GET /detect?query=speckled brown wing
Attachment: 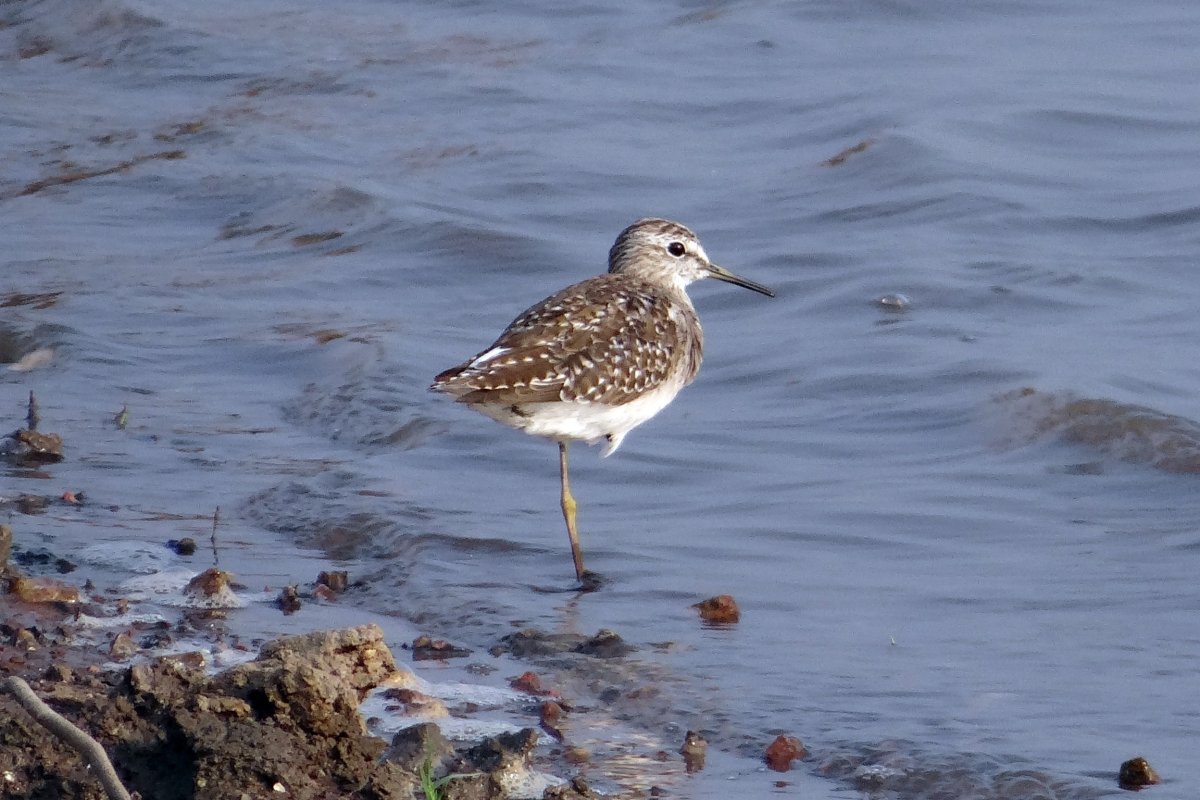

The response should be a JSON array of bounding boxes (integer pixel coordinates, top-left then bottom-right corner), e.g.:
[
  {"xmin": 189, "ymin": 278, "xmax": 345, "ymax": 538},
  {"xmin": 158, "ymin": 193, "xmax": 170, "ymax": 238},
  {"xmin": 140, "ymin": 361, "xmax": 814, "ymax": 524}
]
[{"xmin": 431, "ymin": 274, "xmax": 702, "ymax": 407}]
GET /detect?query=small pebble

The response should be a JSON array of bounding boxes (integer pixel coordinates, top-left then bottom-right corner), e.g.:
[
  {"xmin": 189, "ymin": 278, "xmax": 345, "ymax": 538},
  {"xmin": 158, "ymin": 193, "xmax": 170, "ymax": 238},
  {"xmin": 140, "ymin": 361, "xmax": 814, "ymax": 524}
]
[
  {"xmin": 692, "ymin": 594, "xmax": 740, "ymax": 624},
  {"xmin": 1118, "ymin": 756, "xmax": 1160, "ymax": 790},
  {"xmin": 411, "ymin": 634, "xmax": 471, "ymax": 661},
  {"xmin": 276, "ymin": 585, "xmax": 301, "ymax": 615},
  {"xmin": 170, "ymin": 537, "xmax": 197, "ymax": 556},
  {"xmin": 680, "ymin": 730, "xmax": 707, "ymax": 773},
  {"xmin": 316, "ymin": 570, "xmax": 348, "ymax": 592},
  {"xmin": 875, "ymin": 292, "xmax": 911, "ymax": 311},
  {"xmin": 764, "ymin": 734, "xmax": 807, "ymax": 772}
]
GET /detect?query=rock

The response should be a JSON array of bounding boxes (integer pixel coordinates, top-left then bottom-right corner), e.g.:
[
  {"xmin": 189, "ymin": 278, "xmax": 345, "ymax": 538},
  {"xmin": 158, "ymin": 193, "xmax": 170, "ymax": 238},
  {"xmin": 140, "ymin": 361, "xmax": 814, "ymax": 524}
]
[
  {"xmin": 1, "ymin": 625, "xmax": 418, "ymax": 800},
  {"xmin": 387, "ymin": 721, "xmax": 454, "ymax": 772},
  {"xmin": 184, "ymin": 568, "xmax": 240, "ymax": 607},
  {"xmin": 5, "ymin": 429, "xmax": 64, "ymax": 463},
  {"xmin": 543, "ymin": 776, "xmax": 601, "ymax": 799},
  {"xmin": 491, "ymin": 627, "xmax": 634, "ymax": 659},
  {"xmin": 316, "ymin": 570, "xmax": 348, "ymax": 592},
  {"xmin": 0, "ymin": 523, "xmax": 11, "ymax": 572},
  {"xmin": 510, "ymin": 670, "xmax": 559, "ymax": 697},
  {"xmin": 539, "ymin": 700, "xmax": 564, "ymax": 740},
  {"xmin": 451, "ymin": 728, "xmax": 540, "ymax": 800},
  {"xmin": 573, "ymin": 629, "xmax": 632, "ymax": 658},
  {"xmin": 1119, "ymin": 756, "xmax": 1160, "ymax": 790},
  {"xmin": 169, "ymin": 537, "xmax": 197, "ymax": 555},
  {"xmin": 276, "ymin": 584, "xmax": 301, "ymax": 614},
  {"xmin": 108, "ymin": 631, "xmax": 137, "ymax": 660},
  {"xmin": 412, "ymin": 634, "xmax": 471, "ymax": 661},
  {"xmin": 875, "ymin": 293, "xmax": 911, "ymax": 311},
  {"xmin": 380, "ymin": 687, "xmax": 448, "ymax": 718},
  {"xmin": 492, "ymin": 628, "xmax": 577, "ymax": 658},
  {"xmin": 14, "ymin": 627, "xmax": 40, "ymax": 650},
  {"xmin": 43, "ymin": 663, "xmax": 72, "ymax": 683},
  {"xmin": 461, "ymin": 728, "xmax": 539, "ymax": 773},
  {"xmin": 16, "ymin": 494, "xmax": 48, "ymax": 514},
  {"xmin": 765, "ymin": 734, "xmax": 807, "ymax": 772},
  {"xmin": 215, "ymin": 625, "xmax": 399, "ymax": 733},
  {"xmin": 440, "ymin": 772, "xmax": 489, "ymax": 800},
  {"xmin": 691, "ymin": 594, "xmax": 740, "ymax": 624},
  {"xmin": 7, "ymin": 574, "xmax": 79, "ymax": 605},
  {"xmin": 680, "ymin": 730, "xmax": 707, "ymax": 773}
]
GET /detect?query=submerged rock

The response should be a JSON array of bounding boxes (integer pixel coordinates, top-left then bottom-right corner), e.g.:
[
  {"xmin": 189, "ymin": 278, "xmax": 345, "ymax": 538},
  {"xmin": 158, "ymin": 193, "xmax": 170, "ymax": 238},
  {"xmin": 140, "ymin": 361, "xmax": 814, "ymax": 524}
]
[
  {"xmin": 183, "ymin": 567, "xmax": 241, "ymax": 608},
  {"xmin": 276, "ymin": 583, "xmax": 302, "ymax": 614},
  {"xmin": 680, "ymin": 730, "xmax": 707, "ymax": 773},
  {"xmin": 492, "ymin": 627, "xmax": 633, "ymax": 660},
  {"xmin": 764, "ymin": 734, "xmax": 806, "ymax": 772},
  {"xmin": 1118, "ymin": 756, "xmax": 1160, "ymax": 790},
  {"xmin": 3, "ymin": 428, "xmax": 65, "ymax": 464},
  {"xmin": 691, "ymin": 594, "xmax": 740, "ymax": 624},
  {"xmin": 317, "ymin": 569, "xmax": 349, "ymax": 593},
  {"xmin": 412, "ymin": 633, "xmax": 472, "ymax": 661},
  {"xmin": 543, "ymin": 776, "xmax": 602, "ymax": 799},
  {"xmin": 387, "ymin": 721, "xmax": 454, "ymax": 772},
  {"xmin": 573, "ymin": 629, "xmax": 633, "ymax": 659}
]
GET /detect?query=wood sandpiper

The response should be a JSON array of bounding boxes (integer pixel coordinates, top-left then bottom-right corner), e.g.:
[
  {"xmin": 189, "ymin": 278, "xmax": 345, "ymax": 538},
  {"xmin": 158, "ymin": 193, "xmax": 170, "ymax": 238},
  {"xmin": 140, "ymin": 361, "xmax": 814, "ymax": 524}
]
[{"xmin": 431, "ymin": 218, "xmax": 774, "ymax": 587}]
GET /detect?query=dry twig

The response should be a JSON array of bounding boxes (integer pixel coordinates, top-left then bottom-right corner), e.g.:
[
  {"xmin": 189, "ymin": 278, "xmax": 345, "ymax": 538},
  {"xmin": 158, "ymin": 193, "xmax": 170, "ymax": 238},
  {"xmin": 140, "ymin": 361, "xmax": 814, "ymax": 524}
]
[{"xmin": 3, "ymin": 676, "xmax": 132, "ymax": 800}]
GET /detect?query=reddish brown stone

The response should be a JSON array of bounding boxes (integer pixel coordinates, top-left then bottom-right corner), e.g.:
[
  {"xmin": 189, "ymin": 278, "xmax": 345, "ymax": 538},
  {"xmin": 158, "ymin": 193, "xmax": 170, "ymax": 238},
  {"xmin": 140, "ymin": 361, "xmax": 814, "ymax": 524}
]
[
  {"xmin": 691, "ymin": 594, "xmax": 740, "ymax": 624},
  {"xmin": 764, "ymin": 734, "xmax": 806, "ymax": 772},
  {"xmin": 185, "ymin": 568, "xmax": 230, "ymax": 598},
  {"xmin": 316, "ymin": 570, "xmax": 348, "ymax": 592},
  {"xmin": 510, "ymin": 670, "xmax": 560, "ymax": 697},
  {"xmin": 539, "ymin": 700, "xmax": 564, "ymax": 740}
]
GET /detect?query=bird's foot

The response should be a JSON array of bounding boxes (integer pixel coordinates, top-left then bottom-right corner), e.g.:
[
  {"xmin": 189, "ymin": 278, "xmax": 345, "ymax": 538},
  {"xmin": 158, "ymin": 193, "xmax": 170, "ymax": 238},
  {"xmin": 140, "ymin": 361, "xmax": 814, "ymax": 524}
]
[
  {"xmin": 530, "ymin": 569, "xmax": 604, "ymax": 594},
  {"xmin": 576, "ymin": 570, "xmax": 603, "ymax": 592}
]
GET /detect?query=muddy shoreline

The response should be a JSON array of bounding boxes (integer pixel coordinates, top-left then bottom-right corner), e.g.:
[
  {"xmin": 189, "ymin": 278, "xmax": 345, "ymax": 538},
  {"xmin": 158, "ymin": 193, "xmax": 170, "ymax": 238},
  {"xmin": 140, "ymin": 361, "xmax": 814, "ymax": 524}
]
[
  {"xmin": 0, "ymin": 393, "xmax": 714, "ymax": 799},
  {"xmin": 0, "ymin": 536, "xmax": 615, "ymax": 800}
]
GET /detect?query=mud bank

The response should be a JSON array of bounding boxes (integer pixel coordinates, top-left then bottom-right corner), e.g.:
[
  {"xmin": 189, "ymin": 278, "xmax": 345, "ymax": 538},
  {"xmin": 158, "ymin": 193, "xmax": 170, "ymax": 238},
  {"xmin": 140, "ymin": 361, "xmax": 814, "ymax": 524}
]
[{"xmin": 0, "ymin": 623, "xmax": 604, "ymax": 800}]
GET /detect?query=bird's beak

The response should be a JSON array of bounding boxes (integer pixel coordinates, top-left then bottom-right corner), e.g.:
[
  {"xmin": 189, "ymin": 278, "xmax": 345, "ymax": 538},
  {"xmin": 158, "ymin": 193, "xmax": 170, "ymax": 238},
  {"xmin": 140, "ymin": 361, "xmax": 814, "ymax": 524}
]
[{"xmin": 706, "ymin": 263, "xmax": 776, "ymax": 298}]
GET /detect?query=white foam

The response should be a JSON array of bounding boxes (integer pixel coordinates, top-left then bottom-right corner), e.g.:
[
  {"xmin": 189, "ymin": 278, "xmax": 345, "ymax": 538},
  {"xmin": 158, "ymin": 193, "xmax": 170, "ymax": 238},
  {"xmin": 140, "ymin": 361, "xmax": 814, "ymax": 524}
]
[
  {"xmin": 77, "ymin": 541, "xmax": 175, "ymax": 574},
  {"xmin": 120, "ymin": 568, "xmax": 245, "ymax": 608}
]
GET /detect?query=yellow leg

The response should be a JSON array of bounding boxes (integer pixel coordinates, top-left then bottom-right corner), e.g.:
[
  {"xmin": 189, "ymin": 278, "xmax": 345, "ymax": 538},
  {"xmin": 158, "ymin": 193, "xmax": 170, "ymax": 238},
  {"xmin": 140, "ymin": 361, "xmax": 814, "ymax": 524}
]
[{"xmin": 559, "ymin": 441, "xmax": 586, "ymax": 581}]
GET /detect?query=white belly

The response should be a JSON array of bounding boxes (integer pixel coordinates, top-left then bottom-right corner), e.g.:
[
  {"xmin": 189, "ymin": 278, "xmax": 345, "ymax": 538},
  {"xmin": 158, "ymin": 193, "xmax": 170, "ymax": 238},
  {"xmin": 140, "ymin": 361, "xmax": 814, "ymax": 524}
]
[{"xmin": 466, "ymin": 380, "xmax": 685, "ymax": 456}]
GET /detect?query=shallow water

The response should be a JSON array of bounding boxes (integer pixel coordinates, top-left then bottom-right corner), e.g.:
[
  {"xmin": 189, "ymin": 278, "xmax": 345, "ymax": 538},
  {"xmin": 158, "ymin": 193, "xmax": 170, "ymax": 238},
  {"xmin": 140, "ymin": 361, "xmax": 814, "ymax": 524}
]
[{"xmin": 4, "ymin": 0, "xmax": 1200, "ymax": 796}]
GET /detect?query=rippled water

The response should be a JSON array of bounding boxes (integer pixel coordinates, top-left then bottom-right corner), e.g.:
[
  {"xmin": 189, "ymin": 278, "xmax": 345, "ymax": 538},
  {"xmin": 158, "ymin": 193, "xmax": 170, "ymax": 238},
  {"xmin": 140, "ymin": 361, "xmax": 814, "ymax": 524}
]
[{"xmin": 4, "ymin": 0, "xmax": 1200, "ymax": 796}]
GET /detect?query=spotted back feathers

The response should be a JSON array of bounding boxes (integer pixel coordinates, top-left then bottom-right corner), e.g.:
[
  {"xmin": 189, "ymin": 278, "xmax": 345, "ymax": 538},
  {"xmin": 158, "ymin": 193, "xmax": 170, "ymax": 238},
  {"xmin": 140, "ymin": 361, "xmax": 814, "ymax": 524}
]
[{"xmin": 431, "ymin": 272, "xmax": 703, "ymax": 407}]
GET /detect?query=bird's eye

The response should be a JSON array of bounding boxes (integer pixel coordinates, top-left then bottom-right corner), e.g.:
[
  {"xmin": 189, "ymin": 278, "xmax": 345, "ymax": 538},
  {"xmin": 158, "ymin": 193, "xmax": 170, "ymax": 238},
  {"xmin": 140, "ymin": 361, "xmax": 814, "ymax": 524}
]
[{"xmin": 667, "ymin": 241, "xmax": 686, "ymax": 257}]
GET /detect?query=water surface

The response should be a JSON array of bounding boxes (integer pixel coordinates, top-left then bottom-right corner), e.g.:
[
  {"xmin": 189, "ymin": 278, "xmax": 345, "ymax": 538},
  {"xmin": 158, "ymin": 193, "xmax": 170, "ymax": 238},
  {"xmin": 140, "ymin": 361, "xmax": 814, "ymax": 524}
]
[{"xmin": 4, "ymin": 0, "xmax": 1200, "ymax": 796}]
